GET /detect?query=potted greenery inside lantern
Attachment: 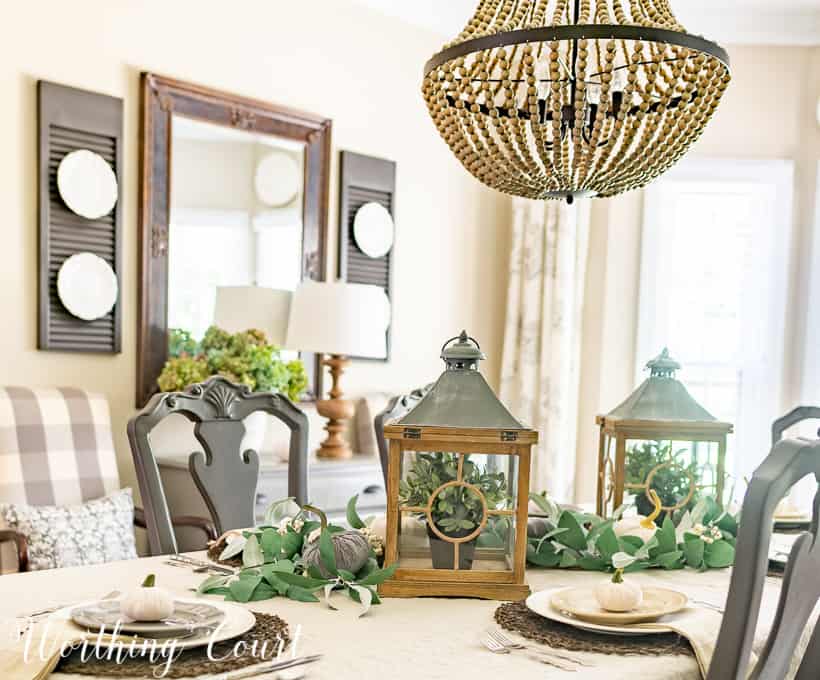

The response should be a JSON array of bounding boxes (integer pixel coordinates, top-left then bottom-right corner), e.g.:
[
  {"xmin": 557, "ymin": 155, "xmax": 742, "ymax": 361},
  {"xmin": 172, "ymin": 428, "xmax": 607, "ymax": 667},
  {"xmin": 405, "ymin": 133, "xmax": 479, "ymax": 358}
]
[
  {"xmin": 596, "ymin": 348, "xmax": 733, "ymax": 519},
  {"xmin": 381, "ymin": 332, "xmax": 536, "ymax": 600}
]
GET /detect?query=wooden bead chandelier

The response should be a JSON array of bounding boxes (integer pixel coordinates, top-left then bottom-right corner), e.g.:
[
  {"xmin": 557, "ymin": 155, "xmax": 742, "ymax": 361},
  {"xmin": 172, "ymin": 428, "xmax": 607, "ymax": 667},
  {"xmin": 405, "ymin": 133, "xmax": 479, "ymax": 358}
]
[{"xmin": 422, "ymin": 0, "xmax": 731, "ymax": 202}]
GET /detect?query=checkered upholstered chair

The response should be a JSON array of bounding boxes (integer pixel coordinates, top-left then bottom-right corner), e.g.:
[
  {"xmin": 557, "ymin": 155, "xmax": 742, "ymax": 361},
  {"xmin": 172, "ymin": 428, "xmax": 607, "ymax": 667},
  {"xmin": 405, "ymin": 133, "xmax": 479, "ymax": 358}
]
[{"xmin": 0, "ymin": 387, "xmax": 216, "ymax": 572}]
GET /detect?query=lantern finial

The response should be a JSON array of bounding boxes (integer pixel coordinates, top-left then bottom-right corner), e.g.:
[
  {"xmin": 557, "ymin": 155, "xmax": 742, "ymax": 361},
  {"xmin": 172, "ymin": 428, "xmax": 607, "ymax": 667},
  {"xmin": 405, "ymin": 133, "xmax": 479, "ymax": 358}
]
[{"xmin": 646, "ymin": 347, "xmax": 682, "ymax": 378}]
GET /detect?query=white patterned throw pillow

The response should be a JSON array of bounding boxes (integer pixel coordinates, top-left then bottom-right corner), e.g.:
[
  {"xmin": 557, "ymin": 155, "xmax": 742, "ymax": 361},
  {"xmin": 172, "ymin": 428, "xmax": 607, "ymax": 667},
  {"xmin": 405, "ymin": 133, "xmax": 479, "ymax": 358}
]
[{"xmin": 0, "ymin": 488, "xmax": 138, "ymax": 571}]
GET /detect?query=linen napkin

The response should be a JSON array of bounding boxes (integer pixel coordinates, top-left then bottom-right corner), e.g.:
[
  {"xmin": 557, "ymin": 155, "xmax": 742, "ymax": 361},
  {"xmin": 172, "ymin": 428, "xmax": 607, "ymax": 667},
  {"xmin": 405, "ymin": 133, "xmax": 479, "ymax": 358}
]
[
  {"xmin": 0, "ymin": 617, "xmax": 86, "ymax": 680},
  {"xmin": 636, "ymin": 607, "xmax": 758, "ymax": 679}
]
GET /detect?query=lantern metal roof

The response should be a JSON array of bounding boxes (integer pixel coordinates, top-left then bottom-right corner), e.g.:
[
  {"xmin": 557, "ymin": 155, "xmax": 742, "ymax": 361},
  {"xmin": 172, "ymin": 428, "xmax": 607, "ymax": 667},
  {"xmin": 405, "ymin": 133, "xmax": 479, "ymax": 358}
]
[
  {"xmin": 604, "ymin": 348, "xmax": 719, "ymax": 422},
  {"xmin": 397, "ymin": 331, "xmax": 526, "ymax": 430}
]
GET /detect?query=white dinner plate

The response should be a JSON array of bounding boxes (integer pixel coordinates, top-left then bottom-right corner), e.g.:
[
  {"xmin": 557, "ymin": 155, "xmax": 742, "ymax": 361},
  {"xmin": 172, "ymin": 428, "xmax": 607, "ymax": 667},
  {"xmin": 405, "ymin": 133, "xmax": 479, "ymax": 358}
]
[
  {"xmin": 353, "ymin": 202, "xmax": 394, "ymax": 258},
  {"xmin": 57, "ymin": 149, "xmax": 118, "ymax": 219},
  {"xmin": 56, "ymin": 597, "xmax": 255, "ymax": 651},
  {"xmin": 526, "ymin": 587, "xmax": 682, "ymax": 636},
  {"xmin": 57, "ymin": 252, "xmax": 118, "ymax": 321},
  {"xmin": 255, "ymin": 151, "xmax": 301, "ymax": 207}
]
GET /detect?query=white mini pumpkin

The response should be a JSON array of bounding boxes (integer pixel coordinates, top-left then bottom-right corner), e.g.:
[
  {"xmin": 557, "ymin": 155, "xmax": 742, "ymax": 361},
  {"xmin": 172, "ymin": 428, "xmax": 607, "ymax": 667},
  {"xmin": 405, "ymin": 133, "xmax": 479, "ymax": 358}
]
[
  {"xmin": 595, "ymin": 569, "xmax": 643, "ymax": 612},
  {"xmin": 120, "ymin": 574, "xmax": 175, "ymax": 622},
  {"xmin": 595, "ymin": 569, "xmax": 643, "ymax": 613}
]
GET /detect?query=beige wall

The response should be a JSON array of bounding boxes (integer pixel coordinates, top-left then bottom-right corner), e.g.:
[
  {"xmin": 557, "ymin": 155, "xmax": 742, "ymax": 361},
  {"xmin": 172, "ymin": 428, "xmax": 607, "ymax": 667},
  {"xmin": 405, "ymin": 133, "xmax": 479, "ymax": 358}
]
[
  {"xmin": 575, "ymin": 45, "xmax": 820, "ymax": 502},
  {"xmin": 0, "ymin": 0, "xmax": 511, "ymax": 490}
]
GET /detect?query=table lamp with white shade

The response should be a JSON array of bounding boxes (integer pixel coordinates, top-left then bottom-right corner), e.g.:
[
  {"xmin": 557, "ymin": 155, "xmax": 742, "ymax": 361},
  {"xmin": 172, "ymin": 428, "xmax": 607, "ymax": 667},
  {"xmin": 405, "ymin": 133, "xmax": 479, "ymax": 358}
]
[
  {"xmin": 212, "ymin": 286, "xmax": 293, "ymax": 345},
  {"xmin": 286, "ymin": 280, "xmax": 391, "ymax": 459}
]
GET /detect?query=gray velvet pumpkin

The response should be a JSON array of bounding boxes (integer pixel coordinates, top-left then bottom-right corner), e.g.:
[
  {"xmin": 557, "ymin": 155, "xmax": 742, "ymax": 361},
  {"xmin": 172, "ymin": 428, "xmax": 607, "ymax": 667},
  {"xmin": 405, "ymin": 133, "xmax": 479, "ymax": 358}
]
[{"xmin": 302, "ymin": 505, "xmax": 370, "ymax": 578}]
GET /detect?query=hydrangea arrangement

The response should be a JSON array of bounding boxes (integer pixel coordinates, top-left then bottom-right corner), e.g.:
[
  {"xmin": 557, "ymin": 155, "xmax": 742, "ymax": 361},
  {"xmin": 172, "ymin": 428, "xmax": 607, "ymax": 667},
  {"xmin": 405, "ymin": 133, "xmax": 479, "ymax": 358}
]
[{"xmin": 158, "ymin": 326, "xmax": 307, "ymax": 402}]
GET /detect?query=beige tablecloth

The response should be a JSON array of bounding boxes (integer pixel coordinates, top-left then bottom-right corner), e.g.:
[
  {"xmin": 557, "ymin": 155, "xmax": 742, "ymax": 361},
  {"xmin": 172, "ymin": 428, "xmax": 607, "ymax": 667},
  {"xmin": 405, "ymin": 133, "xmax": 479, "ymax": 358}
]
[{"xmin": 0, "ymin": 554, "xmax": 814, "ymax": 680}]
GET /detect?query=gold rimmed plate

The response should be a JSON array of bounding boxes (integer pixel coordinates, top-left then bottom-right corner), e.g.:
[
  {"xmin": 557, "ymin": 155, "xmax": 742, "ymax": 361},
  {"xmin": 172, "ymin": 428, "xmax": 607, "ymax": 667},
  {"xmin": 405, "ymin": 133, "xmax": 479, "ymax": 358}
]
[{"xmin": 550, "ymin": 586, "xmax": 688, "ymax": 626}]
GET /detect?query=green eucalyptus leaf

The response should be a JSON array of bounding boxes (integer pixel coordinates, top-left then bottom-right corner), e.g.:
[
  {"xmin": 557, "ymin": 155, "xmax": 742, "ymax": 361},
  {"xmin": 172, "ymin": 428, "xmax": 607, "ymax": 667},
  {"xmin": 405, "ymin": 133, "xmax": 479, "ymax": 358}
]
[
  {"xmin": 229, "ymin": 575, "xmax": 262, "ymax": 603},
  {"xmin": 319, "ymin": 528, "xmax": 338, "ymax": 576},
  {"xmin": 242, "ymin": 535, "xmax": 264, "ymax": 568},
  {"xmin": 595, "ymin": 526, "xmax": 620, "ymax": 561},
  {"xmin": 556, "ymin": 511, "xmax": 587, "ymax": 551},
  {"xmin": 652, "ymin": 517, "xmax": 677, "ymax": 556},
  {"xmin": 197, "ymin": 574, "xmax": 230, "ymax": 594},
  {"xmin": 287, "ymin": 585, "xmax": 320, "ymax": 603},
  {"xmin": 577, "ymin": 556, "xmax": 608, "ymax": 571},
  {"xmin": 280, "ymin": 531, "xmax": 302, "ymax": 559},
  {"xmin": 684, "ymin": 538, "xmax": 705, "ymax": 568},
  {"xmin": 559, "ymin": 551, "xmax": 578, "ymax": 568},
  {"xmin": 248, "ymin": 583, "xmax": 277, "ymax": 601},
  {"xmin": 347, "ymin": 495, "xmax": 366, "ymax": 529},
  {"xmin": 716, "ymin": 512, "xmax": 738, "ymax": 535},
  {"xmin": 273, "ymin": 571, "xmax": 329, "ymax": 590},
  {"xmin": 526, "ymin": 542, "xmax": 561, "ymax": 567},
  {"xmin": 355, "ymin": 563, "xmax": 397, "ymax": 586},
  {"xmin": 656, "ymin": 550, "xmax": 684, "ymax": 570},
  {"xmin": 704, "ymin": 540, "xmax": 735, "ymax": 568},
  {"xmin": 260, "ymin": 529, "xmax": 282, "ymax": 561}
]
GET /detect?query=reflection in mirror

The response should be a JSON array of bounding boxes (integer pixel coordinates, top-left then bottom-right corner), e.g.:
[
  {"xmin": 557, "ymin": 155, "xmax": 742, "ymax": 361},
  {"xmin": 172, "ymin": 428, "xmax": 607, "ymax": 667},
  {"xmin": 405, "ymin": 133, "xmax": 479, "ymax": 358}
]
[{"xmin": 168, "ymin": 115, "xmax": 305, "ymax": 347}]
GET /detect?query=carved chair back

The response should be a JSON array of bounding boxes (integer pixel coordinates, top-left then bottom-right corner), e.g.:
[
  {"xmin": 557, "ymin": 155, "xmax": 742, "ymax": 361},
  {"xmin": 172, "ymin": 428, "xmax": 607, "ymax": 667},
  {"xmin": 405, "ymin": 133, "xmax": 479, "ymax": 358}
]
[
  {"xmin": 373, "ymin": 385, "xmax": 432, "ymax": 486},
  {"xmin": 128, "ymin": 377, "xmax": 309, "ymax": 555},
  {"xmin": 772, "ymin": 406, "xmax": 820, "ymax": 444},
  {"xmin": 708, "ymin": 437, "xmax": 820, "ymax": 679}
]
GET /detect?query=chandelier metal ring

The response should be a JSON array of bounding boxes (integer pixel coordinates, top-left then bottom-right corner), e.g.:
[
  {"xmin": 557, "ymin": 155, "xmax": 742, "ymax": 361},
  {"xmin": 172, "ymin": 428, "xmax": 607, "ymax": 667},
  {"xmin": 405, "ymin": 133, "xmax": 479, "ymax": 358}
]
[{"xmin": 425, "ymin": 26, "xmax": 730, "ymax": 76}]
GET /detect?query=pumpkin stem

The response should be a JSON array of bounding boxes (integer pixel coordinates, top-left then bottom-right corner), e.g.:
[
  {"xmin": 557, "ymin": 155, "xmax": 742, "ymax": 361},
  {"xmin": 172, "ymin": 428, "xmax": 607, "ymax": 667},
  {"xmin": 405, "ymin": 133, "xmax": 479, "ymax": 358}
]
[
  {"xmin": 302, "ymin": 504, "xmax": 328, "ymax": 530},
  {"xmin": 142, "ymin": 574, "xmax": 156, "ymax": 588},
  {"xmin": 640, "ymin": 490, "xmax": 663, "ymax": 529},
  {"xmin": 611, "ymin": 568, "xmax": 624, "ymax": 584}
]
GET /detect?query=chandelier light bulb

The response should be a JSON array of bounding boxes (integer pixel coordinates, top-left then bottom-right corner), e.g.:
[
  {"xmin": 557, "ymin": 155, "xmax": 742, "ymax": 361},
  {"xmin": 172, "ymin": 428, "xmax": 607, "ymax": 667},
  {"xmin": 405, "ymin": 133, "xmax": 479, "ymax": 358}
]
[{"xmin": 422, "ymin": 0, "xmax": 731, "ymax": 202}]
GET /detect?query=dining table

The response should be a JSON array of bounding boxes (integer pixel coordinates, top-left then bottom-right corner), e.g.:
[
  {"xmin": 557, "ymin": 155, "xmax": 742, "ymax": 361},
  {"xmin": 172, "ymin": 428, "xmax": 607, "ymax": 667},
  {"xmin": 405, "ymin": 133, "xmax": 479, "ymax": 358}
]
[{"xmin": 0, "ymin": 552, "xmax": 815, "ymax": 679}]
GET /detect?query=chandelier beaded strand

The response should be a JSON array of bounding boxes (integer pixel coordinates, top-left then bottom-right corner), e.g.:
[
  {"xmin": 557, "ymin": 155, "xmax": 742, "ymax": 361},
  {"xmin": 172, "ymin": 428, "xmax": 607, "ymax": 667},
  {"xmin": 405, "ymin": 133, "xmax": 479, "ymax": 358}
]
[{"xmin": 422, "ymin": 0, "xmax": 731, "ymax": 202}]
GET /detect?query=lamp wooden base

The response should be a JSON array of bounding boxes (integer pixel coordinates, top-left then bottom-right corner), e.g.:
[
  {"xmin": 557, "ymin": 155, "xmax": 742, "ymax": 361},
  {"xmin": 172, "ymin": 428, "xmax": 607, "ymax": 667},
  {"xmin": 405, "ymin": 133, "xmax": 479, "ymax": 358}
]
[
  {"xmin": 379, "ymin": 579, "xmax": 531, "ymax": 600},
  {"xmin": 315, "ymin": 354, "xmax": 355, "ymax": 459}
]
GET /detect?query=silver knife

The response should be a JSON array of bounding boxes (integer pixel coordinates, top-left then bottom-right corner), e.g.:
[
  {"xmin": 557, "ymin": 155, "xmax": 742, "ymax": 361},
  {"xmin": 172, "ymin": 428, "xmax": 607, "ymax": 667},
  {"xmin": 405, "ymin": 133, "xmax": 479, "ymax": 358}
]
[{"xmin": 224, "ymin": 654, "xmax": 323, "ymax": 679}]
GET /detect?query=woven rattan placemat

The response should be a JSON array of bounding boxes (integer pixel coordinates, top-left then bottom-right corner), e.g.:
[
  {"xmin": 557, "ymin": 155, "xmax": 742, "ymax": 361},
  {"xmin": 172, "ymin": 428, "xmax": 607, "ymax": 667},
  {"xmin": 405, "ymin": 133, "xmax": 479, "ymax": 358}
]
[
  {"xmin": 58, "ymin": 612, "xmax": 290, "ymax": 678},
  {"xmin": 494, "ymin": 600, "xmax": 694, "ymax": 657}
]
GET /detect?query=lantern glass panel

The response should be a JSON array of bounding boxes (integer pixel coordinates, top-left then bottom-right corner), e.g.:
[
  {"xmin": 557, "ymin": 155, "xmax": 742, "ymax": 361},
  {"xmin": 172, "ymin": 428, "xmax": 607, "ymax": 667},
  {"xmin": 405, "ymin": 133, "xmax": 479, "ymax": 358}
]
[
  {"xmin": 395, "ymin": 448, "xmax": 517, "ymax": 573},
  {"xmin": 623, "ymin": 438, "xmax": 722, "ymax": 517}
]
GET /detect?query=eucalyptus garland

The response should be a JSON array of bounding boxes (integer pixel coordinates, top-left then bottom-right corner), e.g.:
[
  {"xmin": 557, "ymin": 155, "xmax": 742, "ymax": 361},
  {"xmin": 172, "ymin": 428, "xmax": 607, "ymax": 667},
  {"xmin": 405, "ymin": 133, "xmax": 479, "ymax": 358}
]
[
  {"xmin": 199, "ymin": 492, "xmax": 738, "ymax": 612},
  {"xmin": 526, "ymin": 493, "xmax": 738, "ymax": 573}
]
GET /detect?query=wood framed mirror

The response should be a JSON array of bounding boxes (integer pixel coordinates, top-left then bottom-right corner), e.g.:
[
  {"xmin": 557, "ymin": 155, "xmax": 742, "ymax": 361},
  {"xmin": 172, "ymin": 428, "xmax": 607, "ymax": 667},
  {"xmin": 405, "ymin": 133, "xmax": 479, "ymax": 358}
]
[{"xmin": 137, "ymin": 73, "xmax": 331, "ymax": 407}]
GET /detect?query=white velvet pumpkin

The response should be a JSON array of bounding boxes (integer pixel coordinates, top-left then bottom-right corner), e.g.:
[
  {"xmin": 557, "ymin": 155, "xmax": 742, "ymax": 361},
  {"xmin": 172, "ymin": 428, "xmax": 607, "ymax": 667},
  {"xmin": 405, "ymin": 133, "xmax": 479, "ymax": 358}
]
[{"xmin": 120, "ymin": 574, "xmax": 175, "ymax": 621}]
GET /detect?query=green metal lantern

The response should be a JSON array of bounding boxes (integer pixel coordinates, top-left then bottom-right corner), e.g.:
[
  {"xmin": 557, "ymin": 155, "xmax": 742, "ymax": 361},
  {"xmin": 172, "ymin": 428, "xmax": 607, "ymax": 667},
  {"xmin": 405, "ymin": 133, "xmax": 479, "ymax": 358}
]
[
  {"xmin": 596, "ymin": 349, "xmax": 733, "ymax": 518},
  {"xmin": 381, "ymin": 331, "xmax": 536, "ymax": 600}
]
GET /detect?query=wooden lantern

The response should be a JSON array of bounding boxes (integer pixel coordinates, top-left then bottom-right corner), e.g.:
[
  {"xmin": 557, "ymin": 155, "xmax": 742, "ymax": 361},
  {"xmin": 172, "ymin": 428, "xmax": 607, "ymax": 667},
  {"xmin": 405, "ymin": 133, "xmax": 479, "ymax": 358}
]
[
  {"xmin": 596, "ymin": 349, "xmax": 733, "ymax": 517},
  {"xmin": 380, "ymin": 332, "xmax": 536, "ymax": 600}
]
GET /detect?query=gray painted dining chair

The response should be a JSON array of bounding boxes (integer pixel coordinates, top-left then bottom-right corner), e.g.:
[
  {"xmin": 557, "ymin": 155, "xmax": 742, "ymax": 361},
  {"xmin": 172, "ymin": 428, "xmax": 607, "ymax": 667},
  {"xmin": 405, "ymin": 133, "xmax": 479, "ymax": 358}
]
[
  {"xmin": 772, "ymin": 406, "xmax": 820, "ymax": 445},
  {"xmin": 707, "ymin": 435, "xmax": 820, "ymax": 679},
  {"xmin": 373, "ymin": 385, "xmax": 432, "ymax": 486},
  {"xmin": 128, "ymin": 376, "xmax": 309, "ymax": 556}
]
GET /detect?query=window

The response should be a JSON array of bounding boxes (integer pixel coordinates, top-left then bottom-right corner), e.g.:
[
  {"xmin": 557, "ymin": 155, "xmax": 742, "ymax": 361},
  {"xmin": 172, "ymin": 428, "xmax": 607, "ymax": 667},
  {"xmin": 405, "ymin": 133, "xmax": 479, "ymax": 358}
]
[{"xmin": 637, "ymin": 159, "xmax": 794, "ymax": 486}]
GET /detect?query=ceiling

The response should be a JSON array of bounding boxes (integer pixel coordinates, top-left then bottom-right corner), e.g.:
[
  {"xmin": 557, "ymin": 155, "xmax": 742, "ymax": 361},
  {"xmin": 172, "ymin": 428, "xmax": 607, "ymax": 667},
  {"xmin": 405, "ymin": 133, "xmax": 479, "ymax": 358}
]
[{"xmin": 351, "ymin": 0, "xmax": 820, "ymax": 46}]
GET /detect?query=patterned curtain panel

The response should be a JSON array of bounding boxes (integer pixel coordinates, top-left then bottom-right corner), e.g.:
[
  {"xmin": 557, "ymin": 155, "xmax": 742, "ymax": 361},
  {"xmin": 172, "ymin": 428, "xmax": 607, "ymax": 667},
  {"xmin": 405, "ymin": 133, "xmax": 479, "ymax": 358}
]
[{"xmin": 499, "ymin": 198, "xmax": 590, "ymax": 502}]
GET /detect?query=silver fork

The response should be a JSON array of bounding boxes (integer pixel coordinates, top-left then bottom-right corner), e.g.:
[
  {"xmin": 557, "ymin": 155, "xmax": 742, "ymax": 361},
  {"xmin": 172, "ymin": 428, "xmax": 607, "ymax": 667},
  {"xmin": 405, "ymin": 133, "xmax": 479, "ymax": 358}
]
[
  {"xmin": 18, "ymin": 590, "xmax": 121, "ymax": 620},
  {"xmin": 487, "ymin": 629, "xmax": 594, "ymax": 668},
  {"xmin": 482, "ymin": 634, "xmax": 577, "ymax": 672},
  {"xmin": 691, "ymin": 599, "xmax": 725, "ymax": 614}
]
